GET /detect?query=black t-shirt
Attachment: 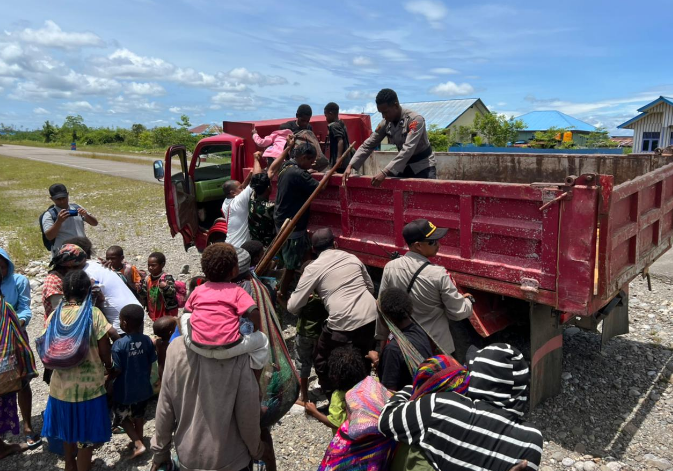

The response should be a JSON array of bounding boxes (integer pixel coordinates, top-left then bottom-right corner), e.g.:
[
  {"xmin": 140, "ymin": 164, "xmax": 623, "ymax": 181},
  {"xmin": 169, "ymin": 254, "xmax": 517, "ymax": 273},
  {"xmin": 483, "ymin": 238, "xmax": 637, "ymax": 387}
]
[
  {"xmin": 328, "ymin": 119, "xmax": 351, "ymax": 171},
  {"xmin": 279, "ymin": 120, "xmax": 313, "ymax": 133},
  {"xmin": 379, "ymin": 323, "xmax": 433, "ymax": 391},
  {"xmin": 274, "ymin": 160, "xmax": 319, "ymax": 231}
]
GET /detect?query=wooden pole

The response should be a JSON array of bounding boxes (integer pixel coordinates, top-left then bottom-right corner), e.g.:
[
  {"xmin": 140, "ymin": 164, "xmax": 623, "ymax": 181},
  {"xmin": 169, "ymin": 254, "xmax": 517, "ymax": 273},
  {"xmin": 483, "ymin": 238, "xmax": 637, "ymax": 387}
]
[{"xmin": 256, "ymin": 142, "xmax": 356, "ymax": 276}]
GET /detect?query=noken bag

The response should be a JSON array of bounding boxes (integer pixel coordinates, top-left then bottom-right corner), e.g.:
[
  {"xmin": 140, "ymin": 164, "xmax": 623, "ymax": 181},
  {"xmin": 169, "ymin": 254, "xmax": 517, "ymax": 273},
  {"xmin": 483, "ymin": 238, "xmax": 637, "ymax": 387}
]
[{"xmin": 36, "ymin": 296, "xmax": 93, "ymax": 370}]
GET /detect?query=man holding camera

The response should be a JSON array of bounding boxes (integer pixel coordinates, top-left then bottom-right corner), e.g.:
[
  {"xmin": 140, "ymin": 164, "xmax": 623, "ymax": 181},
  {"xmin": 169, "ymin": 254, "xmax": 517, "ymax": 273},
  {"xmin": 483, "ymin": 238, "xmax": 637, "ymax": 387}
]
[{"xmin": 41, "ymin": 183, "xmax": 98, "ymax": 255}]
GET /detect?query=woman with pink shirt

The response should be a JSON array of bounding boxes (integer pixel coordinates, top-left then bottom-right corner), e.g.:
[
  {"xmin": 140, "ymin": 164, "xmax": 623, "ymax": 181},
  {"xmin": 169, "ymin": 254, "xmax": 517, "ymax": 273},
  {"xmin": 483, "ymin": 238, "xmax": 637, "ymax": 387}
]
[{"xmin": 252, "ymin": 127, "xmax": 293, "ymax": 162}]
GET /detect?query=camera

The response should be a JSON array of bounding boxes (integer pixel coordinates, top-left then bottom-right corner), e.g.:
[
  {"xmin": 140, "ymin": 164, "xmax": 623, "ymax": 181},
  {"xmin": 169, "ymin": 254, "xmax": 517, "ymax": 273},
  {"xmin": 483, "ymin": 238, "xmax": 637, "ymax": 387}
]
[{"xmin": 68, "ymin": 209, "xmax": 78, "ymax": 216}]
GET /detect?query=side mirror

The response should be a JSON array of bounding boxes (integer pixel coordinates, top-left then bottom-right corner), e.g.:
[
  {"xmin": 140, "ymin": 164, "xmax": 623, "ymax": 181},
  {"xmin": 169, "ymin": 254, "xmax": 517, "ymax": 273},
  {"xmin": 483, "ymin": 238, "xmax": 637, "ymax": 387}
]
[{"xmin": 153, "ymin": 160, "xmax": 165, "ymax": 181}]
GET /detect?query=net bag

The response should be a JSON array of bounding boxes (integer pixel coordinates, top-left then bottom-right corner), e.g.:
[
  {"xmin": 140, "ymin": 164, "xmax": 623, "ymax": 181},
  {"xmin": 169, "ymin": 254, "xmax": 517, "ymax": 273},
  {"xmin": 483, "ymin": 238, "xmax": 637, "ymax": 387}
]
[{"xmin": 250, "ymin": 277, "xmax": 300, "ymax": 428}]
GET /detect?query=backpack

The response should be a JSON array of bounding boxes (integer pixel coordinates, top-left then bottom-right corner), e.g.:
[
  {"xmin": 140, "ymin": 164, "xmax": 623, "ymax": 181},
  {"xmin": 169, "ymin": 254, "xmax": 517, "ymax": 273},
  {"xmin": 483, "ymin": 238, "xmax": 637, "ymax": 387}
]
[
  {"xmin": 39, "ymin": 204, "xmax": 81, "ymax": 251},
  {"xmin": 146, "ymin": 274, "xmax": 186, "ymax": 310}
]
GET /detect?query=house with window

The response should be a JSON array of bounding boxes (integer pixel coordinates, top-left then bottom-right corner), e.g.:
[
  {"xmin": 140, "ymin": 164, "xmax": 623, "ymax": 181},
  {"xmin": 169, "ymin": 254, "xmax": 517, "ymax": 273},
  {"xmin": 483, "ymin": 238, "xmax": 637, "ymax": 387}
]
[{"xmin": 618, "ymin": 96, "xmax": 673, "ymax": 152}]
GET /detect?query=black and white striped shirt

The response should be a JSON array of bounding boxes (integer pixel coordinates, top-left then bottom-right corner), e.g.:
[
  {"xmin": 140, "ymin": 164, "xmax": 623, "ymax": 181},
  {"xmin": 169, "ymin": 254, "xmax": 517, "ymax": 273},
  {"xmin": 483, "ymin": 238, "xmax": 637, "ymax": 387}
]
[{"xmin": 378, "ymin": 386, "xmax": 543, "ymax": 471}]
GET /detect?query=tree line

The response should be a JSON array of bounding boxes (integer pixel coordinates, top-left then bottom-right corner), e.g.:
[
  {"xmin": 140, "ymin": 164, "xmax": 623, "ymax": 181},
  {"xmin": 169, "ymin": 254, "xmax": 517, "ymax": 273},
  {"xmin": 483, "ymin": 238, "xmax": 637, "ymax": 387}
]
[{"xmin": 0, "ymin": 114, "xmax": 201, "ymax": 153}]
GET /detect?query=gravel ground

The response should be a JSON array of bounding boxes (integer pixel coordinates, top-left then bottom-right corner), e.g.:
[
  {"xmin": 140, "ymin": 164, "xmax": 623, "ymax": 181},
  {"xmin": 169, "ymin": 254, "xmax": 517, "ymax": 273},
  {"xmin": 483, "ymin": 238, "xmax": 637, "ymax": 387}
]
[{"xmin": 1, "ymin": 207, "xmax": 673, "ymax": 471}]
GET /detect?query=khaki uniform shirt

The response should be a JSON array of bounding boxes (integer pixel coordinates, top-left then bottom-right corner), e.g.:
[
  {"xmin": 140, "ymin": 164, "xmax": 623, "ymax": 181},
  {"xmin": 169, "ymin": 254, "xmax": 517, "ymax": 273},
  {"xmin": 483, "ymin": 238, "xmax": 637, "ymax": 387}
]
[
  {"xmin": 378, "ymin": 251, "xmax": 472, "ymax": 354},
  {"xmin": 349, "ymin": 108, "xmax": 437, "ymax": 176},
  {"xmin": 287, "ymin": 249, "xmax": 378, "ymax": 332}
]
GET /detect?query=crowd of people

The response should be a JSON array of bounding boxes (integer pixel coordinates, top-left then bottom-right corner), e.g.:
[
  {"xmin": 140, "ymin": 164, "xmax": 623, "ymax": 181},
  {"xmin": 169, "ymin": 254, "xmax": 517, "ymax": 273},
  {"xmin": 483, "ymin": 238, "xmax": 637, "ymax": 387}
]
[{"xmin": 0, "ymin": 88, "xmax": 544, "ymax": 471}]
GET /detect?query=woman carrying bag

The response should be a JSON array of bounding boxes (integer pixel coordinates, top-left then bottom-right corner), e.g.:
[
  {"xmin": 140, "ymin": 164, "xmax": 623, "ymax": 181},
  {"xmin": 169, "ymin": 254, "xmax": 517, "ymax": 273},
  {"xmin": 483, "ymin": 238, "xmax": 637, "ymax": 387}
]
[
  {"xmin": 0, "ymin": 271, "xmax": 38, "ymax": 460},
  {"xmin": 38, "ymin": 269, "xmax": 115, "ymax": 471}
]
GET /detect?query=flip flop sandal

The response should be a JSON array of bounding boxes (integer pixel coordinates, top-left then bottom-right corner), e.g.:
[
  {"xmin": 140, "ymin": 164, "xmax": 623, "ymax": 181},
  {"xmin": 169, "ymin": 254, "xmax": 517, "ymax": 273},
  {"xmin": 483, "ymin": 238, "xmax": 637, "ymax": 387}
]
[
  {"xmin": 112, "ymin": 426, "xmax": 125, "ymax": 434},
  {"xmin": 24, "ymin": 434, "xmax": 43, "ymax": 449}
]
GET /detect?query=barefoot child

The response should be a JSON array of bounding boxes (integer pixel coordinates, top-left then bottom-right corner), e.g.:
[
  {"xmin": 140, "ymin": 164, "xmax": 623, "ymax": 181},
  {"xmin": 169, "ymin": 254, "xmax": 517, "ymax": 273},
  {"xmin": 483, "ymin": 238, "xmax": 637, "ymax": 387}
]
[
  {"xmin": 110, "ymin": 305, "xmax": 157, "ymax": 459},
  {"xmin": 152, "ymin": 316, "xmax": 178, "ymax": 382},
  {"xmin": 139, "ymin": 252, "xmax": 178, "ymax": 321},
  {"xmin": 305, "ymin": 345, "xmax": 368, "ymax": 432}
]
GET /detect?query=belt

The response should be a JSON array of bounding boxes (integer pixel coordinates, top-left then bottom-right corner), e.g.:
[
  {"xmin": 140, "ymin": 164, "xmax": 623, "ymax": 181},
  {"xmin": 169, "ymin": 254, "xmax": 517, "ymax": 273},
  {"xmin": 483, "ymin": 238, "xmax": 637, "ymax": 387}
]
[{"xmin": 406, "ymin": 145, "xmax": 433, "ymax": 164}]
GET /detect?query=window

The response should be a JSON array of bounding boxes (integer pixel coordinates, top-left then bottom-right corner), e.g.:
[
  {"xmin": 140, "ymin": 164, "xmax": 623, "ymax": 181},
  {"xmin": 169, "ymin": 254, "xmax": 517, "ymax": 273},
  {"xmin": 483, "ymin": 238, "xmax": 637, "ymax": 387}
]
[{"xmin": 642, "ymin": 132, "xmax": 660, "ymax": 152}]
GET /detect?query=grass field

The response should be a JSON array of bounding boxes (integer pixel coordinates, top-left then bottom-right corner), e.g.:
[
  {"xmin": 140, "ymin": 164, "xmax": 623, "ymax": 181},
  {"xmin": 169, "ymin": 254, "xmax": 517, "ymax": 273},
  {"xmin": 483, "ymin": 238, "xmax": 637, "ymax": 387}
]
[
  {"xmin": 0, "ymin": 139, "xmax": 165, "ymax": 157},
  {"xmin": 0, "ymin": 154, "xmax": 162, "ymax": 267}
]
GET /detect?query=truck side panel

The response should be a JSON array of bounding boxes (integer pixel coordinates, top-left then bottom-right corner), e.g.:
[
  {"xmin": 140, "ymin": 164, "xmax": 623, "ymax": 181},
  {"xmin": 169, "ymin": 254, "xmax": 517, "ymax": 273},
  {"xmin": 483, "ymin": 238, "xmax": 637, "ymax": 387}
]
[
  {"xmin": 598, "ymin": 162, "xmax": 673, "ymax": 301},
  {"xmin": 308, "ymin": 175, "xmax": 566, "ymax": 307}
]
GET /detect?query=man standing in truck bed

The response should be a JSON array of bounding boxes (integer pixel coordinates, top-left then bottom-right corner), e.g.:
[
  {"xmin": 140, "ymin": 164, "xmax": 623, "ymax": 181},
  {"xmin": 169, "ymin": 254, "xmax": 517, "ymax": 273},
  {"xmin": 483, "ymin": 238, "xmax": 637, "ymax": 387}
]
[{"xmin": 342, "ymin": 88, "xmax": 437, "ymax": 187}]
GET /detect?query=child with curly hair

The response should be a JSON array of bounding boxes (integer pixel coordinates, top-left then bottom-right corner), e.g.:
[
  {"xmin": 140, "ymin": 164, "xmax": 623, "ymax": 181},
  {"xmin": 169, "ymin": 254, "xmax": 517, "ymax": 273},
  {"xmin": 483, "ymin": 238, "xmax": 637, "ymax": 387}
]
[
  {"xmin": 305, "ymin": 345, "xmax": 369, "ymax": 431},
  {"xmin": 181, "ymin": 244, "xmax": 268, "ymax": 374},
  {"xmin": 139, "ymin": 252, "xmax": 178, "ymax": 321}
]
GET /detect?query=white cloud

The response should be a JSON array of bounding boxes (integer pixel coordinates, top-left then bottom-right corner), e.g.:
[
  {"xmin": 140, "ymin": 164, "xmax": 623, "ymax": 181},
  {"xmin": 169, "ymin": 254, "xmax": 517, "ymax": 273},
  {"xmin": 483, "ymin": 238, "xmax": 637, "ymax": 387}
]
[
  {"xmin": 93, "ymin": 49, "xmax": 284, "ymax": 91},
  {"xmin": 227, "ymin": 67, "xmax": 287, "ymax": 86},
  {"xmin": 8, "ymin": 20, "xmax": 105, "ymax": 49},
  {"xmin": 107, "ymin": 95, "xmax": 162, "ymax": 114},
  {"xmin": 168, "ymin": 105, "xmax": 203, "ymax": 114},
  {"xmin": 126, "ymin": 82, "xmax": 165, "ymax": 96},
  {"xmin": 431, "ymin": 67, "xmax": 459, "ymax": 75},
  {"xmin": 404, "ymin": 0, "xmax": 448, "ymax": 28},
  {"xmin": 346, "ymin": 91, "xmax": 376, "ymax": 100},
  {"xmin": 211, "ymin": 92, "xmax": 259, "ymax": 110},
  {"xmin": 352, "ymin": 56, "xmax": 373, "ymax": 67},
  {"xmin": 33, "ymin": 107, "xmax": 49, "ymax": 115},
  {"xmin": 62, "ymin": 100, "xmax": 96, "ymax": 112},
  {"xmin": 341, "ymin": 102, "xmax": 377, "ymax": 114},
  {"xmin": 429, "ymin": 81, "xmax": 475, "ymax": 97}
]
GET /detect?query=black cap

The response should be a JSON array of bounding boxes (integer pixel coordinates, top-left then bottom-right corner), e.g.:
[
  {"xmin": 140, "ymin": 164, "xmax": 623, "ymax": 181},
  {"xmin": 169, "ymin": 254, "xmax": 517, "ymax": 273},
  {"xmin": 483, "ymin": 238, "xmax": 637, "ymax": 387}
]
[
  {"xmin": 402, "ymin": 219, "xmax": 448, "ymax": 245},
  {"xmin": 311, "ymin": 228, "xmax": 335, "ymax": 250},
  {"xmin": 49, "ymin": 183, "xmax": 68, "ymax": 199}
]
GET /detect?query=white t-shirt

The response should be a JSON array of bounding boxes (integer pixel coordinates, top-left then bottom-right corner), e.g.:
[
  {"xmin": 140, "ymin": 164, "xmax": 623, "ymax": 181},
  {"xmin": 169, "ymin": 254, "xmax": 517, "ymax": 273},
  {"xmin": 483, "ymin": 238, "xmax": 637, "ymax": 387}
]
[
  {"xmin": 221, "ymin": 186, "xmax": 253, "ymax": 248},
  {"xmin": 84, "ymin": 261, "xmax": 142, "ymax": 334}
]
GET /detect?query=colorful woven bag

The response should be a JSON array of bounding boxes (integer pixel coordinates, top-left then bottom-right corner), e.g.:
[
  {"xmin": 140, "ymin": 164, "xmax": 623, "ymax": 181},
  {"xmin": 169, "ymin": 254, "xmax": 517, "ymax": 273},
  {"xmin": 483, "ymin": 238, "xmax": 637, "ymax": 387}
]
[
  {"xmin": 35, "ymin": 295, "xmax": 93, "ymax": 370},
  {"xmin": 0, "ymin": 298, "xmax": 37, "ymax": 394}
]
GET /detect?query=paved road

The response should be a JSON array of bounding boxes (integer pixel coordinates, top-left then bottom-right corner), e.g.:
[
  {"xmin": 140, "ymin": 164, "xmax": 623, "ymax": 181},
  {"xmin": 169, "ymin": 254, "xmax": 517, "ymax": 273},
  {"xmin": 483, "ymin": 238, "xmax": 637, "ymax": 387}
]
[{"xmin": 0, "ymin": 144, "xmax": 161, "ymax": 185}]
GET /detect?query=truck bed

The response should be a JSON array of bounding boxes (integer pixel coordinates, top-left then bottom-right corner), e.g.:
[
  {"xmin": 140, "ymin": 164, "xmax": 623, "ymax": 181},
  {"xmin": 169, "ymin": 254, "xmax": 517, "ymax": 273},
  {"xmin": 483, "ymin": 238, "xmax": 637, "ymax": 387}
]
[{"xmin": 306, "ymin": 152, "xmax": 673, "ymax": 317}]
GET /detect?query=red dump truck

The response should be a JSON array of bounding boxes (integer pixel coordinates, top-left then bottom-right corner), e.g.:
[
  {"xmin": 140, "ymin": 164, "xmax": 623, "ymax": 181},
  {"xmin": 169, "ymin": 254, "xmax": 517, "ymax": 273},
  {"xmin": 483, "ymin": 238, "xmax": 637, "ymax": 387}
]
[{"xmin": 154, "ymin": 117, "xmax": 673, "ymax": 408}]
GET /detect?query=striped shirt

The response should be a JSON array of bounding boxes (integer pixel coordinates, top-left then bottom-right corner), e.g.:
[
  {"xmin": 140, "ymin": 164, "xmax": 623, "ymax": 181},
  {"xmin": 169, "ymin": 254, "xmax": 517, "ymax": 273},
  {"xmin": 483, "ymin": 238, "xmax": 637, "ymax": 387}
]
[{"xmin": 378, "ymin": 386, "xmax": 543, "ymax": 471}]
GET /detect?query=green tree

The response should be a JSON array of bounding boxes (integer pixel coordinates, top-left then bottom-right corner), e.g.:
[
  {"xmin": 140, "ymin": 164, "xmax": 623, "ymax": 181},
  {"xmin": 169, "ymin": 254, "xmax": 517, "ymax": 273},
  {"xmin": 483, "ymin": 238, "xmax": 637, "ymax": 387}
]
[
  {"xmin": 427, "ymin": 124, "xmax": 449, "ymax": 152},
  {"xmin": 41, "ymin": 120, "xmax": 57, "ymax": 143},
  {"xmin": 131, "ymin": 123, "xmax": 147, "ymax": 136},
  {"xmin": 60, "ymin": 115, "xmax": 87, "ymax": 142},
  {"xmin": 531, "ymin": 127, "xmax": 567, "ymax": 148},
  {"xmin": 447, "ymin": 125, "xmax": 473, "ymax": 146},
  {"xmin": 585, "ymin": 126, "xmax": 618, "ymax": 148},
  {"xmin": 472, "ymin": 113, "xmax": 525, "ymax": 147},
  {"xmin": 177, "ymin": 114, "xmax": 191, "ymax": 129}
]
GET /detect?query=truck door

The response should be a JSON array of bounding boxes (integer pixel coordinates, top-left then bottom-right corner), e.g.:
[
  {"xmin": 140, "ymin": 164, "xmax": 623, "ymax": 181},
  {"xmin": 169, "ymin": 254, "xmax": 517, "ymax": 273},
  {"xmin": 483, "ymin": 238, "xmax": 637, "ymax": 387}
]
[{"xmin": 164, "ymin": 145, "xmax": 199, "ymax": 249}]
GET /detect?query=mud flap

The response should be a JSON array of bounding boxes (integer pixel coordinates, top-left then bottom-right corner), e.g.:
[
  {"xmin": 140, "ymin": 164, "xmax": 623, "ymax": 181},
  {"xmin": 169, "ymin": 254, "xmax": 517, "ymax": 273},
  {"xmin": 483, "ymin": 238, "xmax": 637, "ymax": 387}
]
[
  {"xmin": 601, "ymin": 290, "xmax": 629, "ymax": 349},
  {"xmin": 529, "ymin": 304, "xmax": 563, "ymax": 410}
]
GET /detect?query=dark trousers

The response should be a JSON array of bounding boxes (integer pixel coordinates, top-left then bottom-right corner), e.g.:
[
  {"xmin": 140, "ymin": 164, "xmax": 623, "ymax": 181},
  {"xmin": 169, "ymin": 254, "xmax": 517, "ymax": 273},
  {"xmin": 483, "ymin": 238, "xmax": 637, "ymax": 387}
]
[
  {"xmin": 314, "ymin": 321, "xmax": 376, "ymax": 394},
  {"xmin": 400, "ymin": 165, "xmax": 437, "ymax": 179}
]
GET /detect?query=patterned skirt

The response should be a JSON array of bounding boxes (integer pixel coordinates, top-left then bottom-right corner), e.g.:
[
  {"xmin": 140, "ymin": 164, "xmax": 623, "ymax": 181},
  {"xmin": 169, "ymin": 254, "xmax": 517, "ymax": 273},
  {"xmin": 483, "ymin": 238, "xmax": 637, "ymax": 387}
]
[{"xmin": 0, "ymin": 393, "xmax": 19, "ymax": 435}]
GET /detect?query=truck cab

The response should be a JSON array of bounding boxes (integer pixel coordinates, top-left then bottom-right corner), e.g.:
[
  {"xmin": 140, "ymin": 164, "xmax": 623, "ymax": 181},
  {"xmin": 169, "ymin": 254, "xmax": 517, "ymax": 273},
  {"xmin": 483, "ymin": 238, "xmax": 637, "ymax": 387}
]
[{"xmin": 155, "ymin": 114, "xmax": 372, "ymax": 251}]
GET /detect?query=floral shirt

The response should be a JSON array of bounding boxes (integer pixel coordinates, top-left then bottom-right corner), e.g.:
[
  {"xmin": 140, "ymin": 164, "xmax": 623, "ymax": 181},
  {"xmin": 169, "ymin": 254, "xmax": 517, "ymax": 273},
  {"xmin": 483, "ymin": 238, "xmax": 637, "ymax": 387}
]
[
  {"xmin": 248, "ymin": 196, "xmax": 275, "ymax": 247},
  {"xmin": 46, "ymin": 305, "xmax": 111, "ymax": 403}
]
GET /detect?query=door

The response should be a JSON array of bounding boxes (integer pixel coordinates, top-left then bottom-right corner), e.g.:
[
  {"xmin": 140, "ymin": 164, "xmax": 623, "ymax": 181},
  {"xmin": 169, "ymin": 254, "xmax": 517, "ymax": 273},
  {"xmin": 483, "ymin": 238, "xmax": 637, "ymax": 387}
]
[{"xmin": 164, "ymin": 145, "xmax": 199, "ymax": 249}]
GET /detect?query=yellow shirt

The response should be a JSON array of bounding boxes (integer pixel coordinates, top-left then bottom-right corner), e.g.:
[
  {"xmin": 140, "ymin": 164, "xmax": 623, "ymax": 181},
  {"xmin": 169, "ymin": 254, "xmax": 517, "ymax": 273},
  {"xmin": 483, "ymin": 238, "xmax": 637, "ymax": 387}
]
[{"xmin": 45, "ymin": 305, "xmax": 111, "ymax": 403}]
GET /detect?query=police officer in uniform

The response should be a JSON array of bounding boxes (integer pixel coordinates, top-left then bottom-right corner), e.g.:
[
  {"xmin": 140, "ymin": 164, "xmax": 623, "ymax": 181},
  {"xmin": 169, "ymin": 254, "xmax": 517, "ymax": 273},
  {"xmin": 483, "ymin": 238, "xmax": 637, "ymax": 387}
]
[{"xmin": 342, "ymin": 88, "xmax": 437, "ymax": 187}]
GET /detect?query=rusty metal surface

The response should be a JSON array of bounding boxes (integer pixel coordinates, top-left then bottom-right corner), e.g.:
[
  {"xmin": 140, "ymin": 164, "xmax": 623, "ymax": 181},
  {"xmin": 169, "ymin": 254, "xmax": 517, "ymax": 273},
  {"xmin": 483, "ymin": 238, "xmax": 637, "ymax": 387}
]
[{"xmin": 364, "ymin": 151, "xmax": 673, "ymax": 185}]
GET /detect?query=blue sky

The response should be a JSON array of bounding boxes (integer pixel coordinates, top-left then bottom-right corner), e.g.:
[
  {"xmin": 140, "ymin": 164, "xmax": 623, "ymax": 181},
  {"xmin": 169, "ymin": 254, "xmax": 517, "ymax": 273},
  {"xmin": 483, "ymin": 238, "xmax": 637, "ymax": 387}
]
[{"xmin": 1, "ymin": 0, "xmax": 672, "ymax": 135}]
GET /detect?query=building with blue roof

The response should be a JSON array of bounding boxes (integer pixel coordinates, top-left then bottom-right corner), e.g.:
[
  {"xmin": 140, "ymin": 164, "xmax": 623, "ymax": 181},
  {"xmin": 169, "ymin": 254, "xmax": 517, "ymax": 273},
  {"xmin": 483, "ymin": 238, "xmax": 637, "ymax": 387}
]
[
  {"xmin": 618, "ymin": 96, "xmax": 673, "ymax": 152},
  {"xmin": 515, "ymin": 110, "xmax": 596, "ymax": 145},
  {"xmin": 369, "ymin": 98, "xmax": 489, "ymax": 148}
]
